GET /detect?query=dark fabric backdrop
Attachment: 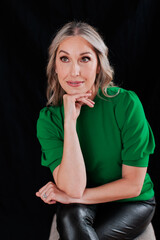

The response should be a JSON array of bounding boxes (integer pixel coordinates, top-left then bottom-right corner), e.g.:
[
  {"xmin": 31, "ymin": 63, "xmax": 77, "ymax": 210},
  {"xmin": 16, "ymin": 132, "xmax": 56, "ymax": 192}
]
[{"xmin": 1, "ymin": 0, "xmax": 159, "ymax": 239}]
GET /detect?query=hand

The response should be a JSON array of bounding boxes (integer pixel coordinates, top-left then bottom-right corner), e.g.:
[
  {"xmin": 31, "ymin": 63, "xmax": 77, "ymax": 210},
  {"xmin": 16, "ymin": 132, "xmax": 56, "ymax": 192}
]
[
  {"xmin": 63, "ymin": 91, "xmax": 95, "ymax": 123},
  {"xmin": 36, "ymin": 181, "xmax": 72, "ymax": 204}
]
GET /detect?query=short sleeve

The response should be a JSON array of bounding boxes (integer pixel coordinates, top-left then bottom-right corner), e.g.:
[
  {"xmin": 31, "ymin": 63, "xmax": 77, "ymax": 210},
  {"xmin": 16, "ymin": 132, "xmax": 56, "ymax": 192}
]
[
  {"xmin": 115, "ymin": 90, "xmax": 155, "ymax": 167},
  {"xmin": 37, "ymin": 107, "xmax": 63, "ymax": 174}
]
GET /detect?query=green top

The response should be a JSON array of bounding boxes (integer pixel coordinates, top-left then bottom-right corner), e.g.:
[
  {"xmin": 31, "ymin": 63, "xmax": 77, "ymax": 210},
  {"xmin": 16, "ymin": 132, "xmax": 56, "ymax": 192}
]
[{"xmin": 37, "ymin": 87, "xmax": 155, "ymax": 202}]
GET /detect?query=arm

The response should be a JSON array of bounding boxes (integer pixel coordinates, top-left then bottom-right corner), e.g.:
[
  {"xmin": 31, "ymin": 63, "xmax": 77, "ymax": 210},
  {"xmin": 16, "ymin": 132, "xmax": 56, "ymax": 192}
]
[
  {"xmin": 36, "ymin": 164, "xmax": 147, "ymax": 204},
  {"xmin": 53, "ymin": 121, "xmax": 86, "ymax": 198},
  {"xmin": 75, "ymin": 165, "xmax": 147, "ymax": 204},
  {"xmin": 53, "ymin": 92, "xmax": 95, "ymax": 198}
]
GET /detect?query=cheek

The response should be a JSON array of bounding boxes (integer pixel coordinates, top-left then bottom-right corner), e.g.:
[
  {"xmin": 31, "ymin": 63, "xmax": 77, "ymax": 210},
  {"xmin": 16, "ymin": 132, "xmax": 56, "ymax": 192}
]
[
  {"xmin": 83, "ymin": 63, "xmax": 98, "ymax": 79},
  {"xmin": 56, "ymin": 64, "xmax": 69, "ymax": 79}
]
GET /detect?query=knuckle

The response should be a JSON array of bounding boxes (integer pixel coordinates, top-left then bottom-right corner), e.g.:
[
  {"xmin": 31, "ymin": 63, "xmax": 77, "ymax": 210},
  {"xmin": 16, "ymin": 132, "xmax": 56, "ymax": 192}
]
[{"xmin": 51, "ymin": 192, "xmax": 55, "ymax": 197}]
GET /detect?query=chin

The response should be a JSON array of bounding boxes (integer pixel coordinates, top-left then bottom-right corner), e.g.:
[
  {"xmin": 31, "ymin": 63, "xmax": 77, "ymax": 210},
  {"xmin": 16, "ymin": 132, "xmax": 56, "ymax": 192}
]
[{"xmin": 66, "ymin": 87, "xmax": 87, "ymax": 95}]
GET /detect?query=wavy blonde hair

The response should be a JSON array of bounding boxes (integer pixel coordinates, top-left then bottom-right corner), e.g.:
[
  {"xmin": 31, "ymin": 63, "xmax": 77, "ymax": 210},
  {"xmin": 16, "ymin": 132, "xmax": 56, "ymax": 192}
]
[{"xmin": 46, "ymin": 21, "xmax": 115, "ymax": 106}]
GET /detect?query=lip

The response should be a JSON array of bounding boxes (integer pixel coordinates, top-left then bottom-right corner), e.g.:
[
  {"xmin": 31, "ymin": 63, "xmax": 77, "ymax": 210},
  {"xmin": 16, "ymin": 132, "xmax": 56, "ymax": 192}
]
[{"xmin": 66, "ymin": 81, "xmax": 84, "ymax": 87}]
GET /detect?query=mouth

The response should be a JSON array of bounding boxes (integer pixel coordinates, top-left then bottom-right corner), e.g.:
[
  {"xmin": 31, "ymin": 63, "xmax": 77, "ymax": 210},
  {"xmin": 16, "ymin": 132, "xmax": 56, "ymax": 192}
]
[{"xmin": 66, "ymin": 81, "xmax": 84, "ymax": 87}]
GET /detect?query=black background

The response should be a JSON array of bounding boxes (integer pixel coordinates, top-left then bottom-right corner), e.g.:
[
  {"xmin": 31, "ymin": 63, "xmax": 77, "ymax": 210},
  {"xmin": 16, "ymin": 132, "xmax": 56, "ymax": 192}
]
[{"xmin": 1, "ymin": 0, "xmax": 159, "ymax": 239}]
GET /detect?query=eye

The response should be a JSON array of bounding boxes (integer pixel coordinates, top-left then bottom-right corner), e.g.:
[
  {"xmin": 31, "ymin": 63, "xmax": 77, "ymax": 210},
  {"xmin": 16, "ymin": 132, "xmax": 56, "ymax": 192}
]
[
  {"xmin": 81, "ymin": 56, "xmax": 91, "ymax": 62},
  {"xmin": 60, "ymin": 56, "xmax": 69, "ymax": 62}
]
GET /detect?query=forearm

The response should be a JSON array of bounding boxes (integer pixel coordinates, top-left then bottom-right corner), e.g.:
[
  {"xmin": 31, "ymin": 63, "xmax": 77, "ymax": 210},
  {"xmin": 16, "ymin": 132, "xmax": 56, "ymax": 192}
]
[
  {"xmin": 56, "ymin": 121, "xmax": 86, "ymax": 198},
  {"xmin": 73, "ymin": 178, "xmax": 141, "ymax": 204}
]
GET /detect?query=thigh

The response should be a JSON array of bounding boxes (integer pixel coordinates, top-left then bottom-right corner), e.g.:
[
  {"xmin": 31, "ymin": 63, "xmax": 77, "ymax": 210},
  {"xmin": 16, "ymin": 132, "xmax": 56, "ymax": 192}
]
[
  {"xmin": 94, "ymin": 199, "xmax": 156, "ymax": 240},
  {"xmin": 56, "ymin": 203, "xmax": 99, "ymax": 240}
]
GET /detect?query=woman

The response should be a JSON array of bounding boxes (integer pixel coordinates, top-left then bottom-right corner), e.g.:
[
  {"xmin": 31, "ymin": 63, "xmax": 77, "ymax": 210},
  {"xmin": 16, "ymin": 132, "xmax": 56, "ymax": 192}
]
[{"xmin": 36, "ymin": 22, "xmax": 156, "ymax": 239}]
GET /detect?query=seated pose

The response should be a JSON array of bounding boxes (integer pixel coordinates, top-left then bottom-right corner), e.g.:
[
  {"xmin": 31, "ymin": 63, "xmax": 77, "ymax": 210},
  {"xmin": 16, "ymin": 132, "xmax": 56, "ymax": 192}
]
[{"xmin": 36, "ymin": 21, "xmax": 156, "ymax": 240}]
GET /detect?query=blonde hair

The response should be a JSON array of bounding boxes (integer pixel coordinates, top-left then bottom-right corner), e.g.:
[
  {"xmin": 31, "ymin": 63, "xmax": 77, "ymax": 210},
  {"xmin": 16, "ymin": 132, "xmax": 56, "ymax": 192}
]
[{"xmin": 46, "ymin": 21, "xmax": 115, "ymax": 106}]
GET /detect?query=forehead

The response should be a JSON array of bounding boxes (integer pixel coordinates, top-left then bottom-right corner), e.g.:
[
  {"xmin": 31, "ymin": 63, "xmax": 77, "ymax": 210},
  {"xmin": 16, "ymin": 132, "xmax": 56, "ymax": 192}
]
[{"xmin": 57, "ymin": 36, "xmax": 96, "ymax": 54}]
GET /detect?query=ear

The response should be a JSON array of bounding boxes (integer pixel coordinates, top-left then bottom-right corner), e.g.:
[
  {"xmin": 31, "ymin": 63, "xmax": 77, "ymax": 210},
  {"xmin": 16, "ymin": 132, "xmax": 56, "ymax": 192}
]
[
  {"xmin": 96, "ymin": 65, "xmax": 100, "ymax": 74},
  {"xmin": 55, "ymin": 65, "xmax": 58, "ymax": 74}
]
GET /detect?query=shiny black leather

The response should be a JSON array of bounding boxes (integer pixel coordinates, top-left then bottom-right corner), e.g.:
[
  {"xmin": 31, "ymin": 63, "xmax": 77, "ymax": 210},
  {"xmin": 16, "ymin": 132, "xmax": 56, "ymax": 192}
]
[{"xmin": 56, "ymin": 198, "xmax": 156, "ymax": 240}]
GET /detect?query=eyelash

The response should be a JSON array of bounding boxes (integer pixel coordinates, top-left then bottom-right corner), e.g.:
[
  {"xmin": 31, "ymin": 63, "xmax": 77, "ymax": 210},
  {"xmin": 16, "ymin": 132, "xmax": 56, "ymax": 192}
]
[
  {"xmin": 60, "ymin": 56, "xmax": 91, "ymax": 62},
  {"xmin": 82, "ymin": 56, "xmax": 91, "ymax": 62}
]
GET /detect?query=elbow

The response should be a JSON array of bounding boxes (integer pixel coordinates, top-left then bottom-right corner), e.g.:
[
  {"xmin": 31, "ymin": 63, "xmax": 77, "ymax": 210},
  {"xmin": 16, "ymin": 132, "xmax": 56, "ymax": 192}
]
[
  {"xmin": 64, "ymin": 183, "xmax": 85, "ymax": 198},
  {"xmin": 131, "ymin": 185, "xmax": 142, "ymax": 198},
  {"xmin": 135, "ymin": 186, "xmax": 142, "ymax": 197},
  {"xmin": 55, "ymin": 170, "xmax": 86, "ymax": 199},
  {"xmin": 57, "ymin": 182, "xmax": 85, "ymax": 199}
]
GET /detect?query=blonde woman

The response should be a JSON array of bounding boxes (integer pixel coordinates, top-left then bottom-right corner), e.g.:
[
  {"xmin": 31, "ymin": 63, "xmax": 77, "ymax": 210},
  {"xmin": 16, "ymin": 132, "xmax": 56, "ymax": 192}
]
[{"xmin": 36, "ymin": 22, "xmax": 156, "ymax": 239}]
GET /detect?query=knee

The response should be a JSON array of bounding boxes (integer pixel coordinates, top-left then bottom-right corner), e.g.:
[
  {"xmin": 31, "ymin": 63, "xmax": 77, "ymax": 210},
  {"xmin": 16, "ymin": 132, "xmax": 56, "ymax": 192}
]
[
  {"xmin": 57, "ymin": 204, "xmax": 85, "ymax": 229},
  {"xmin": 56, "ymin": 203, "xmax": 95, "ymax": 230},
  {"xmin": 56, "ymin": 204, "xmax": 97, "ymax": 240}
]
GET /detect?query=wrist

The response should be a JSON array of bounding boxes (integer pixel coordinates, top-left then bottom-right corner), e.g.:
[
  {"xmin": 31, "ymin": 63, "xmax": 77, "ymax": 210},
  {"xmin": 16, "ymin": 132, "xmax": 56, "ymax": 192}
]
[
  {"xmin": 64, "ymin": 119, "xmax": 77, "ymax": 128},
  {"xmin": 69, "ymin": 189, "xmax": 87, "ymax": 204}
]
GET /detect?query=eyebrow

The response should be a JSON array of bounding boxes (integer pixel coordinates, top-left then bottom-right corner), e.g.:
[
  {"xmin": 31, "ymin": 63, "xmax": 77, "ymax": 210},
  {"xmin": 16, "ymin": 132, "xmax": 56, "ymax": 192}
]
[{"xmin": 58, "ymin": 50, "xmax": 92, "ymax": 55}]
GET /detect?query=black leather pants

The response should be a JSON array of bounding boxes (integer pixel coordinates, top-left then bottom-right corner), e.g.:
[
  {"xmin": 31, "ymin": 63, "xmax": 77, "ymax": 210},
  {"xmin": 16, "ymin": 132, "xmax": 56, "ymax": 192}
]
[{"xmin": 56, "ymin": 198, "xmax": 156, "ymax": 240}]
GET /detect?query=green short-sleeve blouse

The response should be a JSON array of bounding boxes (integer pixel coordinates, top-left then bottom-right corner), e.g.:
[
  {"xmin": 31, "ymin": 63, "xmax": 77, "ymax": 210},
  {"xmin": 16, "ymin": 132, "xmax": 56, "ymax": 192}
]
[{"xmin": 37, "ymin": 87, "xmax": 155, "ymax": 202}]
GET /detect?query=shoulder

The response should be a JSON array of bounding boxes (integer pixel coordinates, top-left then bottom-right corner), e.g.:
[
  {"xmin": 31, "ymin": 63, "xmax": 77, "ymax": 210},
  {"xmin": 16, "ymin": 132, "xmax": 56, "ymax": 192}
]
[
  {"xmin": 115, "ymin": 88, "xmax": 144, "ymax": 113},
  {"xmin": 107, "ymin": 88, "xmax": 146, "ymax": 129},
  {"xmin": 106, "ymin": 87, "xmax": 140, "ymax": 103},
  {"xmin": 37, "ymin": 105, "xmax": 64, "ymax": 136},
  {"xmin": 100, "ymin": 87, "xmax": 146, "ymax": 129},
  {"xmin": 38, "ymin": 105, "xmax": 63, "ymax": 122},
  {"xmin": 104, "ymin": 87, "xmax": 143, "ymax": 111}
]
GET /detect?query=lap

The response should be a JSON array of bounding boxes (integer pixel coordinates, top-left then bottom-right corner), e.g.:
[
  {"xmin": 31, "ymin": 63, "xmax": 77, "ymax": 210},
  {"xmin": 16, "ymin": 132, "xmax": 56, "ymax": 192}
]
[
  {"xmin": 56, "ymin": 203, "xmax": 98, "ymax": 240},
  {"xmin": 56, "ymin": 198, "xmax": 155, "ymax": 240},
  {"xmin": 94, "ymin": 199, "xmax": 155, "ymax": 239}
]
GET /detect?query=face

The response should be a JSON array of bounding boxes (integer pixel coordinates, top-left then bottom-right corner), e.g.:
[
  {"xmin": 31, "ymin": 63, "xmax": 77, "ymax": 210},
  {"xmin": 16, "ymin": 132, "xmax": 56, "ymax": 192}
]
[{"xmin": 55, "ymin": 36, "xmax": 100, "ymax": 97}]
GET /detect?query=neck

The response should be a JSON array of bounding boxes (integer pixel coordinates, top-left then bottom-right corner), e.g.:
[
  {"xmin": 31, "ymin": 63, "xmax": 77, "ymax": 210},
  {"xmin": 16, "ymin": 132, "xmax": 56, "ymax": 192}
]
[{"xmin": 89, "ymin": 84, "xmax": 98, "ymax": 100}]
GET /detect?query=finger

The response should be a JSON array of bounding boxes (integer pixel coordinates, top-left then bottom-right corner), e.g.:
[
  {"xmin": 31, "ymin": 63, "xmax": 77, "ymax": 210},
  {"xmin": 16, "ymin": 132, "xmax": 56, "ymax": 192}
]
[
  {"xmin": 76, "ymin": 96, "xmax": 95, "ymax": 104},
  {"xmin": 76, "ymin": 98, "xmax": 95, "ymax": 108},
  {"xmin": 75, "ymin": 101, "xmax": 84, "ymax": 108},
  {"xmin": 43, "ymin": 191, "xmax": 56, "ymax": 204},
  {"xmin": 38, "ymin": 181, "xmax": 53, "ymax": 193},
  {"xmin": 40, "ymin": 185, "xmax": 55, "ymax": 200},
  {"xmin": 38, "ymin": 185, "xmax": 48, "ymax": 194},
  {"xmin": 80, "ymin": 98, "xmax": 95, "ymax": 105},
  {"xmin": 36, "ymin": 183, "xmax": 54, "ymax": 201},
  {"xmin": 44, "ymin": 186, "xmax": 55, "ymax": 199},
  {"xmin": 36, "ymin": 192, "xmax": 40, "ymax": 197},
  {"xmin": 77, "ymin": 99, "xmax": 94, "ymax": 108},
  {"xmin": 48, "ymin": 200, "xmax": 57, "ymax": 205},
  {"xmin": 68, "ymin": 92, "xmax": 92, "ymax": 99}
]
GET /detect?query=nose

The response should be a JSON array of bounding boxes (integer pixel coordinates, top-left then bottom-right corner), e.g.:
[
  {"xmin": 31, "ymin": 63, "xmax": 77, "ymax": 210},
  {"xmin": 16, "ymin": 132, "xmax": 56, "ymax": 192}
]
[{"xmin": 70, "ymin": 62, "xmax": 80, "ymax": 77}]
